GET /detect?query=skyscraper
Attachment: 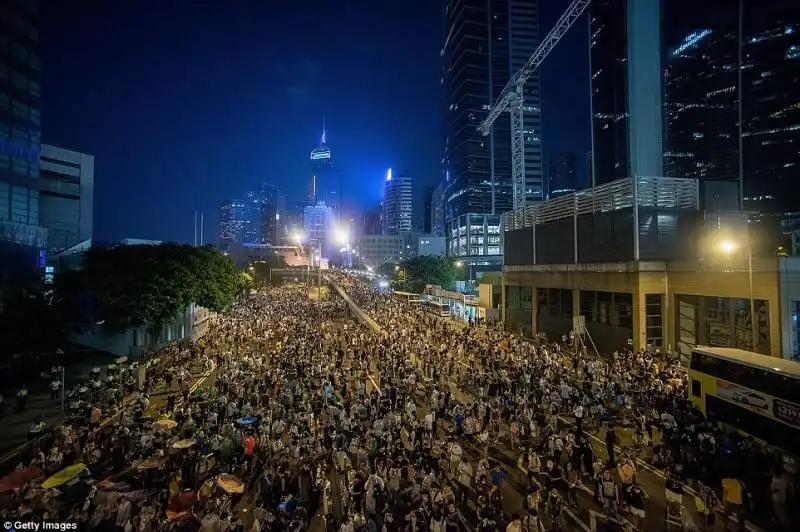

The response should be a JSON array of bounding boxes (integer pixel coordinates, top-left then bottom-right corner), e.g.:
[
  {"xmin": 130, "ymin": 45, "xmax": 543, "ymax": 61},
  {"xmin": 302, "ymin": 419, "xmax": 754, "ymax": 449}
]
[
  {"xmin": 441, "ymin": 0, "xmax": 541, "ymax": 260},
  {"xmin": 0, "ymin": 0, "xmax": 45, "ymax": 272},
  {"xmin": 245, "ymin": 183, "xmax": 280, "ymax": 246},
  {"xmin": 382, "ymin": 169, "xmax": 412, "ymax": 235},
  {"xmin": 547, "ymin": 152, "xmax": 577, "ymax": 198},
  {"xmin": 309, "ymin": 120, "xmax": 342, "ymax": 222},
  {"xmin": 422, "ymin": 185, "xmax": 435, "ymax": 233},
  {"xmin": 218, "ymin": 200, "xmax": 249, "ymax": 251},
  {"xmin": 590, "ymin": 0, "xmax": 664, "ymax": 186},
  {"xmin": 662, "ymin": 0, "xmax": 800, "ymax": 214}
]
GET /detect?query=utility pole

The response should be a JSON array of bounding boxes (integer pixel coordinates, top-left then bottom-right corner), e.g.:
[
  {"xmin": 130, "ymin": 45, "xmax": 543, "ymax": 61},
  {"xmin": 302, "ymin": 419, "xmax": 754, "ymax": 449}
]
[{"xmin": 200, "ymin": 212, "xmax": 204, "ymax": 246}]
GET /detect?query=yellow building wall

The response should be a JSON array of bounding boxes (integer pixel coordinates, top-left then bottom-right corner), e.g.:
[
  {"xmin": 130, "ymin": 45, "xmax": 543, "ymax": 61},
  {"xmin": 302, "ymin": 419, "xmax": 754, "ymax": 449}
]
[{"xmin": 503, "ymin": 259, "xmax": 782, "ymax": 357}]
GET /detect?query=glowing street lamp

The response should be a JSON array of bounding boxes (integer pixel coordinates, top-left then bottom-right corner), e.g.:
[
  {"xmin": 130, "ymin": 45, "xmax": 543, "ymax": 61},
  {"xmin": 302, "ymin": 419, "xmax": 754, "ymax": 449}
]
[{"xmin": 715, "ymin": 237, "xmax": 757, "ymax": 351}]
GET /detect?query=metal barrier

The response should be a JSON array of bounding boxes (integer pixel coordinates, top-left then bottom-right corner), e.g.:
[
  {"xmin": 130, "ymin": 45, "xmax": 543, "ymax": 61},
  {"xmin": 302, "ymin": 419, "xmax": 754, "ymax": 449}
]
[{"xmin": 326, "ymin": 278, "xmax": 386, "ymax": 337}]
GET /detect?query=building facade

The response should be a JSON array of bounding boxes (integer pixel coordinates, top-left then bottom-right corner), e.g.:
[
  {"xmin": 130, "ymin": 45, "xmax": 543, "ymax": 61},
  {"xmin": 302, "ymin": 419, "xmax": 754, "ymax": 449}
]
[
  {"xmin": 441, "ymin": 0, "xmax": 542, "ymax": 259},
  {"xmin": 0, "ymin": 0, "xmax": 45, "ymax": 272},
  {"xmin": 38, "ymin": 144, "xmax": 94, "ymax": 253},
  {"xmin": 382, "ymin": 169, "xmax": 412, "ymax": 235},
  {"xmin": 278, "ymin": 199, "xmax": 311, "ymax": 244},
  {"xmin": 358, "ymin": 234, "xmax": 412, "ymax": 269},
  {"xmin": 218, "ymin": 200, "xmax": 249, "ymax": 251},
  {"xmin": 417, "ymin": 235, "xmax": 446, "ymax": 257},
  {"xmin": 547, "ymin": 152, "xmax": 577, "ymax": 199},
  {"xmin": 245, "ymin": 183, "xmax": 280, "ymax": 246},
  {"xmin": 590, "ymin": 0, "xmax": 664, "ymax": 186},
  {"xmin": 303, "ymin": 201, "xmax": 334, "ymax": 252},
  {"xmin": 309, "ymin": 123, "xmax": 341, "ymax": 222},
  {"xmin": 431, "ymin": 183, "xmax": 445, "ymax": 238},
  {"xmin": 422, "ymin": 185, "xmax": 434, "ymax": 234}
]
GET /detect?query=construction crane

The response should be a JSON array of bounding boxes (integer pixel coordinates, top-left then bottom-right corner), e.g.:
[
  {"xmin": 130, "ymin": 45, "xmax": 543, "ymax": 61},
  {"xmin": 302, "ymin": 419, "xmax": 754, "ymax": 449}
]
[{"xmin": 478, "ymin": 0, "xmax": 591, "ymax": 210}]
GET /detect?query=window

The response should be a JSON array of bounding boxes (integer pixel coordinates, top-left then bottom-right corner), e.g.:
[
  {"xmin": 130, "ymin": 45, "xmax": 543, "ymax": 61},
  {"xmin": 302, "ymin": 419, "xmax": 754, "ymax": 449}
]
[
  {"xmin": 646, "ymin": 293, "xmax": 664, "ymax": 347},
  {"xmin": 29, "ymin": 53, "xmax": 40, "ymax": 71},
  {"xmin": 690, "ymin": 351, "xmax": 800, "ymax": 404},
  {"xmin": 706, "ymin": 395, "xmax": 800, "ymax": 454},
  {"xmin": 11, "ymin": 70, "xmax": 28, "ymax": 91},
  {"xmin": 0, "ymin": 63, "xmax": 7, "ymax": 80},
  {"xmin": 11, "ymin": 98, "xmax": 28, "ymax": 119},
  {"xmin": 11, "ymin": 42, "xmax": 28, "ymax": 62},
  {"xmin": 691, "ymin": 379, "xmax": 701, "ymax": 398},
  {"xmin": 29, "ymin": 80, "xmax": 40, "ymax": 97}
]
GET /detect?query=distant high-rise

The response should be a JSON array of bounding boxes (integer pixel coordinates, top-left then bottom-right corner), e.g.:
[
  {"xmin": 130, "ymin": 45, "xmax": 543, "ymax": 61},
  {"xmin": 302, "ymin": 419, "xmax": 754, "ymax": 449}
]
[
  {"xmin": 0, "ymin": 0, "xmax": 45, "ymax": 272},
  {"xmin": 662, "ymin": 0, "xmax": 800, "ymax": 214},
  {"xmin": 303, "ymin": 202, "xmax": 334, "ymax": 257},
  {"xmin": 590, "ymin": 0, "xmax": 664, "ymax": 186},
  {"xmin": 309, "ymin": 119, "xmax": 342, "ymax": 222},
  {"xmin": 431, "ymin": 183, "xmax": 445, "ymax": 237},
  {"xmin": 39, "ymin": 145, "xmax": 95, "ymax": 253},
  {"xmin": 246, "ymin": 183, "xmax": 280, "ymax": 246},
  {"xmin": 382, "ymin": 169, "xmax": 412, "ymax": 235},
  {"xmin": 548, "ymin": 152, "xmax": 577, "ymax": 198},
  {"xmin": 219, "ymin": 200, "xmax": 249, "ymax": 251},
  {"xmin": 278, "ymin": 199, "xmax": 311, "ymax": 244},
  {"xmin": 422, "ymin": 185, "xmax": 435, "ymax": 233},
  {"xmin": 441, "ymin": 0, "xmax": 541, "ymax": 260}
]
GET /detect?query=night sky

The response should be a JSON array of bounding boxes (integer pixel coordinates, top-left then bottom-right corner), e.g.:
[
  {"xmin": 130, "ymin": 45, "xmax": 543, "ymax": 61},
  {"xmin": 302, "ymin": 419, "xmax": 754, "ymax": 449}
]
[{"xmin": 42, "ymin": 0, "xmax": 590, "ymax": 244}]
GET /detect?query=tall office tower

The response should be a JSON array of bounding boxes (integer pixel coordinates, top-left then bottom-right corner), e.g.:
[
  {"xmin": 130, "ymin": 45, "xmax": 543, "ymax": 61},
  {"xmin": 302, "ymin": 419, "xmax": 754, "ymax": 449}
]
[
  {"xmin": 279, "ymin": 199, "xmax": 311, "ymax": 243},
  {"xmin": 39, "ymin": 145, "xmax": 94, "ymax": 253},
  {"xmin": 0, "ymin": 0, "xmax": 45, "ymax": 272},
  {"xmin": 218, "ymin": 200, "xmax": 249, "ymax": 251},
  {"xmin": 430, "ymin": 183, "xmax": 446, "ymax": 237},
  {"xmin": 245, "ymin": 183, "xmax": 280, "ymax": 245},
  {"xmin": 303, "ymin": 202, "xmax": 334, "ymax": 257},
  {"xmin": 382, "ymin": 169, "xmax": 412, "ymax": 235},
  {"xmin": 740, "ymin": 2, "xmax": 799, "ymax": 214},
  {"xmin": 422, "ymin": 185, "xmax": 435, "ymax": 233},
  {"xmin": 362, "ymin": 207, "xmax": 382, "ymax": 236},
  {"xmin": 663, "ymin": 0, "xmax": 799, "ymax": 214},
  {"xmin": 548, "ymin": 152, "xmax": 577, "ymax": 198},
  {"xmin": 309, "ymin": 120, "xmax": 342, "ymax": 222},
  {"xmin": 590, "ymin": 0, "xmax": 664, "ymax": 186},
  {"xmin": 441, "ymin": 0, "xmax": 541, "ymax": 261}
]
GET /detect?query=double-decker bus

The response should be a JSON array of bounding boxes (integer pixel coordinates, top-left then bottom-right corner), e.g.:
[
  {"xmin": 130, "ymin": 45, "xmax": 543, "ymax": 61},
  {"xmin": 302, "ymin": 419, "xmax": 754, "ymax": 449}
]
[
  {"xmin": 422, "ymin": 300, "xmax": 451, "ymax": 317},
  {"xmin": 392, "ymin": 291, "xmax": 421, "ymax": 306},
  {"xmin": 688, "ymin": 346, "xmax": 800, "ymax": 453}
]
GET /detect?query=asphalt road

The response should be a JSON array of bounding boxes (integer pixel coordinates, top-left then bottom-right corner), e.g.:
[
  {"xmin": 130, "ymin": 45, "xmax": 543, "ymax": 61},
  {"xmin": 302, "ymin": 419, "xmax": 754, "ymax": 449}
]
[{"xmin": 332, "ymin": 285, "xmax": 764, "ymax": 532}]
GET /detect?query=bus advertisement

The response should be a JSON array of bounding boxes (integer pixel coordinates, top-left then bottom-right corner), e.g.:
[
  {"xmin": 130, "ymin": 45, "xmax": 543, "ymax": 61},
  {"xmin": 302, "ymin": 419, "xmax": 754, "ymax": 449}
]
[{"xmin": 688, "ymin": 346, "xmax": 800, "ymax": 453}]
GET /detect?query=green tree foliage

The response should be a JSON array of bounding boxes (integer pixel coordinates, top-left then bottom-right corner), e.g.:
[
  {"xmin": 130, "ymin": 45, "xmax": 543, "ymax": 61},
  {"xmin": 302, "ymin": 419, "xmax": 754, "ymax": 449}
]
[
  {"xmin": 391, "ymin": 256, "xmax": 458, "ymax": 294},
  {"xmin": 55, "ymin": 244, "xmax": 245, "ymax": 334}
]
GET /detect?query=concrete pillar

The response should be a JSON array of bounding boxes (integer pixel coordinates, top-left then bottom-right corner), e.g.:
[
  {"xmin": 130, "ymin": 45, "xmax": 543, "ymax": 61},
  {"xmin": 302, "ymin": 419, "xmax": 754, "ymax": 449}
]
[
  {"xmin": 531, "ymin": 286, "xmax": 538, "ymax": 335},
  {"xmin": 501, "ymin": 279, "xmax": 506, "ymax": 325},
  {"xmin": 633, "ymin": 291, "xmax": 647, "ymax": 352},
  {"xmin": 572, "ymin": 289, "xmax": 581, "ymax": 319}
]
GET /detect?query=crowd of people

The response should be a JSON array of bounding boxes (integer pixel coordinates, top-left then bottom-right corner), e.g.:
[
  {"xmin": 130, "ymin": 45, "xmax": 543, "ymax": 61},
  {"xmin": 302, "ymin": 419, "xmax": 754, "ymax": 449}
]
[
  {"xmin": 331, "ymin": 272, "xmax": 796, "ymax": 531},
  {"xmin": 0, "ymin": 275, "xmax": 795, "ymax": 532}
]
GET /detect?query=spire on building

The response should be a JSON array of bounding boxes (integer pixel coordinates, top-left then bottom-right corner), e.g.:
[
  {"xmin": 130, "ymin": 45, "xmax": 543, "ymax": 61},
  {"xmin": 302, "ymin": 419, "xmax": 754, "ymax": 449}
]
[{"xmin": 321, "ymin": 116, "xmax": 327, "ymax": 145}]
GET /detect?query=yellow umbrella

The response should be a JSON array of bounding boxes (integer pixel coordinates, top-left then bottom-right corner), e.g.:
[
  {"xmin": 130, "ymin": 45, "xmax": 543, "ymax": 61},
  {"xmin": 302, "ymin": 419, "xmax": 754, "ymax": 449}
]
[
  {"xmin": 138, "ymin": 457, "xmax": 166, "ymax": 470},
  {"xmin": 41, "ymin": 463, "xmax": 87, "ymax": 489},
  {"xmin": 154, "ymin": 419, "xmax": 178, "ymax": 430},
  {"xmin": 172, "ymin": 439, "xmax": 196, "ymax": 450},
  {"xmin": 216, "ymin": 474, "xmax": 244, "ymax": 494}
]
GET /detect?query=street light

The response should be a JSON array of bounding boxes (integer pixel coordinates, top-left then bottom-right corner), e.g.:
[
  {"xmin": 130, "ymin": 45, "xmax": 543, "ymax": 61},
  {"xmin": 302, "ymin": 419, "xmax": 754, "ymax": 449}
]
[
  {"xmin": 718, "ymin": 239, "xmax": 757, "ymax": 352},
  {"xmin": 455, "ymin": 260, "xmax": 473, "ymax": 284},
  {"xmin": 334, "ymin": 226, "xmax": 351, "ymax": 268}
]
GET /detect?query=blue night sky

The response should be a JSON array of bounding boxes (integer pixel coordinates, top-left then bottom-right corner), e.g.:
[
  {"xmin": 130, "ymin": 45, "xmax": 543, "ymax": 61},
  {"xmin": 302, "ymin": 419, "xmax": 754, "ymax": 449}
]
[{"xmin": 42, "ymin": 0, "xmax": 590, "ymax": 244}]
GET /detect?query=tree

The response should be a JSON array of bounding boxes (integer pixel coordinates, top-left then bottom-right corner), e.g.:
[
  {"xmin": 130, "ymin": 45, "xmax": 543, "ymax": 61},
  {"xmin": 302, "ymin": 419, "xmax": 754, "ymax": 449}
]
[
  {"xmin": 393, "ymin": 256, "xmax": 458, "ymax": 294},
  {"xmin": 55, "ymin": 243, "xmax": 244, "ymax": 335}
]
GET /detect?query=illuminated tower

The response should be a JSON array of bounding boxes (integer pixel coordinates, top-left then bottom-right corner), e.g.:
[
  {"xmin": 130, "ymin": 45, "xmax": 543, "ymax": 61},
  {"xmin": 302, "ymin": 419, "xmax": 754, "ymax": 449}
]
[{"xmin": 309, "ymin": 118, "xmax": 341, "ymax": 222}]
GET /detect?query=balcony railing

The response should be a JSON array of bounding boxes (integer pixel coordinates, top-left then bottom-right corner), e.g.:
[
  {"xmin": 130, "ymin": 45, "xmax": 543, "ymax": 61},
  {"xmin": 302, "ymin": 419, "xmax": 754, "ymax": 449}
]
[{"xmin": 502, "ymin": 176, "xmax": 699, "ymax": 231}]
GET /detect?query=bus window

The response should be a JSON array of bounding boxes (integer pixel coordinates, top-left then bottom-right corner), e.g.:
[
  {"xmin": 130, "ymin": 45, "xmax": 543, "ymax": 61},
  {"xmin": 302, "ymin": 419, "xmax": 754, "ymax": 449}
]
[
  {"xmin": 690, "ymin": 351, "xmax": 800, "ymax": 405},
  {"xmin": 691, "ymin": 379, "xmax": 701, "ymax": 398},
  {"xmin": 706, "ymin": 395, "xmax": 800, "ymax": 454}
]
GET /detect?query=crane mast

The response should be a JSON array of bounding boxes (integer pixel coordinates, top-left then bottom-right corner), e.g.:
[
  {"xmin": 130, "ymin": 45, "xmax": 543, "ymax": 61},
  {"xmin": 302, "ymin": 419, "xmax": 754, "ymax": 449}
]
[{"xmin": 478, "ymin": 0, "xmax": 591, "ymax": 210}]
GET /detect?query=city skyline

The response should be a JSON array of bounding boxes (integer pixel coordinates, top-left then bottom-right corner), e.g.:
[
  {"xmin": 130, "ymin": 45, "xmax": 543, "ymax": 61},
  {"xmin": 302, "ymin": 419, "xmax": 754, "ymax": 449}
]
[{"xmin": 37, "ymin": 0, "xmax": 591, "ymax": 244}]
